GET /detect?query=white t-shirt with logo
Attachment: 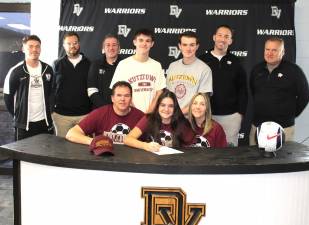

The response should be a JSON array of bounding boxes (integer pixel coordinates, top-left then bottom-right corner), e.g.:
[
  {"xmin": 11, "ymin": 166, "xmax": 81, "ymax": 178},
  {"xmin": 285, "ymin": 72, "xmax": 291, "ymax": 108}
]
[
  {"xmin": 110, "ymin": 56, "xmax": 166, "ymax": 112},
  {"xmin": 27, "ymin": 63, "xmax": 45, "ymax": 122},
  {"xmin": 166, "ymin": 58, "xmax": 213, "ymax": 109}
]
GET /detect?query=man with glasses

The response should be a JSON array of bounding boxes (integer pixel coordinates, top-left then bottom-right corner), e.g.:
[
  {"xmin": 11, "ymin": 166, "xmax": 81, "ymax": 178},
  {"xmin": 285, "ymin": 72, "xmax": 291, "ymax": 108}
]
[{"xmin": 52, "ymin": 32, "xmax": 91, "ymax": 137}]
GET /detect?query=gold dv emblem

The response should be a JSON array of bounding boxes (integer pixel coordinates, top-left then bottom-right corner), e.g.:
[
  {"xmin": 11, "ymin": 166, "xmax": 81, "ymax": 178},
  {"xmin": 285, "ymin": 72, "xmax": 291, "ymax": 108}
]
[{"xmin": 141, "ymin": 187, "xmax": 206, "ymax": 225}]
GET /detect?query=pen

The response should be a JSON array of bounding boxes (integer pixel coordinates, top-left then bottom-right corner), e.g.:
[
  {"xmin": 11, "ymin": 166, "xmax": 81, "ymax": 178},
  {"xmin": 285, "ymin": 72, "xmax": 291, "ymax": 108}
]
[{"xmin": 150, "ymin": 135, "xmax": 155, "ymax": 142}]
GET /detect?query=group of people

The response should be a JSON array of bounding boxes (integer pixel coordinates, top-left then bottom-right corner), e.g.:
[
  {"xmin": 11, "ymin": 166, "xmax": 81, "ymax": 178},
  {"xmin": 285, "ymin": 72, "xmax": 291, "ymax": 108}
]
[
  {"xmin": 3, "ymin": 24, "xmax": 309, "ymax": 152},
  {"xmin": 66, "ymin": 82, "xmax": 227, "ymax": 151}
]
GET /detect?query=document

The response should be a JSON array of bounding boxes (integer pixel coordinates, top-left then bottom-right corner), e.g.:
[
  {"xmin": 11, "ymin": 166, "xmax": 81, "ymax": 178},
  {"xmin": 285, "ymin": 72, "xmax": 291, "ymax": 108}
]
[{"xmin": 153, "ymin": 146, "xmax": 184, "ymax": 155}]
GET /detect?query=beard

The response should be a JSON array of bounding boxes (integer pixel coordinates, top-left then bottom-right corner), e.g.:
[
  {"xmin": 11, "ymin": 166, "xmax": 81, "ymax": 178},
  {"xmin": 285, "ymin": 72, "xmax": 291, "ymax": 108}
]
[{"xmin": 67, "ymin": 47, "xmax": 80, "ymax": 58}]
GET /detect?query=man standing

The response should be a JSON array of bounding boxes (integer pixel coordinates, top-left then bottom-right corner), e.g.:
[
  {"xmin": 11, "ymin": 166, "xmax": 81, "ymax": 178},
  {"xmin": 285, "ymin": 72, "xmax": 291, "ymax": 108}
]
[
  {"xmin": 199, "ymin": 25, "xmax": 248, "ymax": 147},
  {"xmin": 109, "ymin": 28, "xmax": 166, "ymax": 113},
  {"xmin": 52, "ymin": 32, "xmax": 91, "ymax": 137},
  {"xmin": 66, "ymin": 81, "xmax": 144, "ymax": 145},
  {"xmin": 249, "ymin": 37, "xmax": 309, "ymax": 145},
  {"xmin": 3, "ymin": 35, "xmax": 54, "ymax": 140},
  {"xmin": 166, "ymin": 31, "xmax": 212, "ymax": 117},
  {"xmin": 87, "ymin": 34, "xmax": 121, "ymax": 109}
]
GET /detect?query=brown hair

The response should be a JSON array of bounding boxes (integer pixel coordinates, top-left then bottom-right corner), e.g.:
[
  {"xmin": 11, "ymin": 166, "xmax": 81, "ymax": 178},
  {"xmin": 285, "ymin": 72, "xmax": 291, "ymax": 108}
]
[
  {"xmin": 178, "ymin": 31, "xmax": 199, "ymax": 45},
  {"xmin": 22, "ymin": 35, "xmax": 41, "ymax": 44}
]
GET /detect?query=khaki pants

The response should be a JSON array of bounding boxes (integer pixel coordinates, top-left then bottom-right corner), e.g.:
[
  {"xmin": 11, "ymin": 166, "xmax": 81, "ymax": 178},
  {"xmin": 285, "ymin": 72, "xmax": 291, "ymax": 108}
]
[
  {"xmin": 213, "ymin": 113, "xmax": 242, "ymax": 147},
  {"xmin": 249, "ymin": 124, "xmax": 295, "ymax": 146},
  {"xmin": 52, "ymin": 112, "xmax": 88, "ymax": 138}
]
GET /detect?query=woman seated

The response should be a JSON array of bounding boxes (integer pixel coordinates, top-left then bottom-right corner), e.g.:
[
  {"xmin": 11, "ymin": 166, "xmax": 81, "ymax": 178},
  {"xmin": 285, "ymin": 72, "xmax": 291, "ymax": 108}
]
[
  {"xmin": 187, "ymin": 93, "xmax": 227, "ymax": 148},
  {"xmin": 124, "ymin": 90, "xmax": 193, "ymax": 152}
]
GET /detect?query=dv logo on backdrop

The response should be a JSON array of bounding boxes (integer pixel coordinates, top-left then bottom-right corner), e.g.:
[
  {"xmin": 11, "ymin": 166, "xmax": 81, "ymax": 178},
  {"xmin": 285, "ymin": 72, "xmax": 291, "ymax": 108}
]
[
  {"xmin": 118, "ymin": 25, "xmax": 131, "ymax": 37},
  {"xmin": 271, "ymin": 6, "xmax": 281, "ymax": 19},
  {"xmin": 170, "ymin": 5, "xmax": 182, "ymax": 18},
  {"xmin": 168, "ymin": 46, "xmax": 181, "ymax": 59},
  {"xmin": 73, "ymin": 3, "xmax": 83, "ymax": 16},
  {"xmin": 141, "ymin": 187, "xmax": 206, "ymax": 225}
]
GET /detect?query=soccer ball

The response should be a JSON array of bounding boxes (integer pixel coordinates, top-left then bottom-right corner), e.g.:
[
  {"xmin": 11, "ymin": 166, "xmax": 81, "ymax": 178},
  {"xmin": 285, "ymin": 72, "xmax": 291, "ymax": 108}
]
[
  {"xmin": 111, "ymin": 123, "xmax": 130, "ymax": 135},
  {"xmin": 194, "ymin": 135, "xmax": 210, "ymax": 147},
  {"xmin": 256, "ymin": 121, "xmax": 285, "ymax": 152},
  {"xmin": 160, "ymin": 130, "xmax": 172, "ymax": 146}
]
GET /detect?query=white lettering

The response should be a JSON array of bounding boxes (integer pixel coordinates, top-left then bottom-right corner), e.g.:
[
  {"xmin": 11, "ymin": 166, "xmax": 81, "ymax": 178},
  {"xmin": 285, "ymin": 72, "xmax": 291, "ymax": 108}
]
[
  {"xmin": 104, "ymin": 8, "xmax": 146, "ymax": 14},
  {"xmin": 205, "ymin": 9, "xmax": 248, "ymax": 16},
  {"xmin": 154, "ymin": 28, "xmax": 197, "ymax": 34},
  {"xmin": 119, "ymin": 49, "xmax": 136, "ymax": 55},
  {"xmin": 257, "ymin": 29, "xmax": 294, "ymax": 36},
  {"xmin": 230, "ymin": 51, "xmax": 248, "ymax": 57},
  {"xmin": 58, "ymin": 26, "xmax": 94, "ymax": 32}
]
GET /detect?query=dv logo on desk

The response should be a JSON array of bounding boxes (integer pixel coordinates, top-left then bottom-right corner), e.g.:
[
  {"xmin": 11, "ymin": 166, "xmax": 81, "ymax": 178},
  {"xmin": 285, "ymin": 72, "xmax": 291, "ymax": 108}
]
[{"xmin": 141, "ymin": 187, "xmax": 206, "ymax": 225}]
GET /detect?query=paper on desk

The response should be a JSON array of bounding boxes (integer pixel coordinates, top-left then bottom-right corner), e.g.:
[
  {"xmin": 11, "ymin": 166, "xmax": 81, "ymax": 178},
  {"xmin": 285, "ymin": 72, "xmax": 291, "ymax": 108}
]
[{"xmin": 153, "ymin": 146, "xmax": 184, "ymax": 155}]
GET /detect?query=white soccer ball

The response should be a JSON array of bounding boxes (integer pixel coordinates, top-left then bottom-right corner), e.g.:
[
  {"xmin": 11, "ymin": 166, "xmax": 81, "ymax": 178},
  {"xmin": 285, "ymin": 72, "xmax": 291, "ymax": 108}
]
[
  {"xmin": 194, "ymin": 135, "xmax": 210, "ymax": 148},
  {"xmin": 256, "ymin": 121, "xmax": 285, "ymax": 152},
  {"xmin": 160, "ymin": 130, "xmax": 172, "ymax": 146}
]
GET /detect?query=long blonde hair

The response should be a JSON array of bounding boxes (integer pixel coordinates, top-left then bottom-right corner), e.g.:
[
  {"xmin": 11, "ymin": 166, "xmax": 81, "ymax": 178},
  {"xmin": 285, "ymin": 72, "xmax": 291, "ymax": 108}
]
[{"xmin": 188, "ymin": 93, "xmax": 213, "ymax": 135}]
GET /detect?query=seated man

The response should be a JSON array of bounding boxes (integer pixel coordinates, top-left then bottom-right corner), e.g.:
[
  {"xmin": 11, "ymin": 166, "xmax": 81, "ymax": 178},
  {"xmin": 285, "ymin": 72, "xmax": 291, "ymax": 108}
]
[{"xmin": 66, "ymin": 81, "xmax": 144, "ymax": 145}]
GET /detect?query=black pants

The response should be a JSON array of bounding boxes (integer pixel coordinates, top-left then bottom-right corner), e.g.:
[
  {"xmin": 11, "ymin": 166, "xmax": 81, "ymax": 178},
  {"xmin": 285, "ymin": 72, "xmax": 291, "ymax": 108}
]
[{"xmin": 15, "ymin": 120, "xmax": 54, "ymax": 141}]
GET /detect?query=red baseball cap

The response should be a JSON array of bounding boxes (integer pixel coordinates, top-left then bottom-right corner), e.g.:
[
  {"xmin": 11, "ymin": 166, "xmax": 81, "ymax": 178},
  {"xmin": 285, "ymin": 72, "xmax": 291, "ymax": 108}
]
[{"xmin": 89, "ymin": 135, "xmax": 114, "ymax": 156}]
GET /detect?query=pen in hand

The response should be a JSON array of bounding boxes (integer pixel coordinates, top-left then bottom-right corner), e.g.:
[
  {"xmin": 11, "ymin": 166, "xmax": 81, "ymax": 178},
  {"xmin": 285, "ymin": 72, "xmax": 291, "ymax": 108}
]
[
  {"xmin": 147, "ymin": 135, "xmax": 161, "ymax": 152},
  {"xmin": 150, "ymin": 135, "xmax": 155, "ymax": 142}
]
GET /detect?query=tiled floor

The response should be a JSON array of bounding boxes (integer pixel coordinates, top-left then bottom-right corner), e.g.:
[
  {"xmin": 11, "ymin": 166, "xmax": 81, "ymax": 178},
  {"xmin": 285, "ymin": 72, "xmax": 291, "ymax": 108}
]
[{"xmin": 0, "ymin": 175, "xmax": 13, "ymax": 225}]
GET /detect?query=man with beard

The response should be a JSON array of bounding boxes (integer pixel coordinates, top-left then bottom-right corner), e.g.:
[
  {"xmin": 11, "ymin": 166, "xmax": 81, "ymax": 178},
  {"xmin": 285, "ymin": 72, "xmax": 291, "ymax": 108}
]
[
  {"xmin": 52, "ymin": 32, "xmax": 91, "ymax": 137},
  {"xmin": 87, "ymin": 34, "xmax": 121, "ymax": 108},
  {"xmin": 4, "ymin": 35, "xmax": 54, "ymax": 140},
  {"xmin": 199, "ymin": 25, "xmax": 248, "ymax": 147}
]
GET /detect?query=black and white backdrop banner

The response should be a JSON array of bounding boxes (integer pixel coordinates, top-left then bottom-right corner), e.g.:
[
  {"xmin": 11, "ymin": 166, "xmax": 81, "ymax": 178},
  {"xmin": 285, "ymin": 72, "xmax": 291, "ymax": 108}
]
[
  {"xmin": 58, "ymin": 0, "xmax": 296, "ymax": 143},
  {"xmin": 58, "ymin": 0, "xmax": 296, "ymax": 70}
]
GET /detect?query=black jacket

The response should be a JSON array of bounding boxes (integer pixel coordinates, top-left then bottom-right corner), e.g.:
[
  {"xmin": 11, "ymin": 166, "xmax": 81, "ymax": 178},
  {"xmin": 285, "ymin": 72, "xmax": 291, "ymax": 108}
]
[
  {"xmin": 199, "ymin": 50, "xmax": 248, "ymax": 115},
  {"xmin": 3, "ymin": 60, "xmax": 54, "ymax": 130},
  {"xmin": 52, "ymin": 54, "xmax": 91, "ymax": 116},
  {"xmin": 250, "ymin": 60, "xmax": 309, "ymax": 127},
  {"xmin": 87, "ymin": 55, "xmax": 121, "ymax": 109}
]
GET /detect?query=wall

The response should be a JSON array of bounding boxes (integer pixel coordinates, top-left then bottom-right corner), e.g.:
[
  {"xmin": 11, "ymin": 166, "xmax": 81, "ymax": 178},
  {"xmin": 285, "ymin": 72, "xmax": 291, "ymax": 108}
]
[
  {"xmin": 31, "ymin": 0, "xmax": 60, "ymax": 64},
  {"xmin": 295, "ymin": 0, "xmax": 309, "ymax": 145}
]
